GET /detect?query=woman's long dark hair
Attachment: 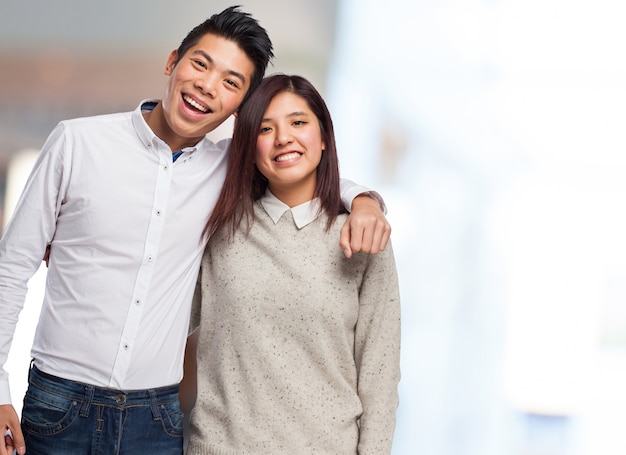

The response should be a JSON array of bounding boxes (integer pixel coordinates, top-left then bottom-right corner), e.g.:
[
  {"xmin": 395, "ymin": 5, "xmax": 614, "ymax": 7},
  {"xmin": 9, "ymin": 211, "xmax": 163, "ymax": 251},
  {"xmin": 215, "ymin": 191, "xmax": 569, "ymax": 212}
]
[{"xmin": 203, "ymin": 74, "xmax": 345, "ymax": 242}]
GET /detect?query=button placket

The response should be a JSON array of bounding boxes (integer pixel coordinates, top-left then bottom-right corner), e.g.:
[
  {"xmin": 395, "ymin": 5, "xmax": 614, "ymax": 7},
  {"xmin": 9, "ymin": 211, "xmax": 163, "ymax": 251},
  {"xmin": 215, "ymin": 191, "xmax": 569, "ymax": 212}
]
[{"xmin": 109, "ymin": 151, "xmax": 172, "ymax": 385}]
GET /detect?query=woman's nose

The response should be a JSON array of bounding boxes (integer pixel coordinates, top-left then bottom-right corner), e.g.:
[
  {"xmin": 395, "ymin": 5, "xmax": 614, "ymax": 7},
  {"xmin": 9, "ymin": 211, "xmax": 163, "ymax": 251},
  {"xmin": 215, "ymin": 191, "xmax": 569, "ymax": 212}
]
[{"xmin": 275, "ymin": 130, "xmax": 293, "ymax": 146}]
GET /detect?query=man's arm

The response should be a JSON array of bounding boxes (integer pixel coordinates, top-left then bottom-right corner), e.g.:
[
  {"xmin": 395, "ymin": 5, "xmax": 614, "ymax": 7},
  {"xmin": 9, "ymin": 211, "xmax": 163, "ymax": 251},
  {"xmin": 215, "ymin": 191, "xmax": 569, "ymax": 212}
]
[
  {"xmin": 338, "ymin": 179, "xmax": 391, "ymax": 258},
  {"xmin": 0, "ymin": 124, "xmax": 67, "ymax": 455}
]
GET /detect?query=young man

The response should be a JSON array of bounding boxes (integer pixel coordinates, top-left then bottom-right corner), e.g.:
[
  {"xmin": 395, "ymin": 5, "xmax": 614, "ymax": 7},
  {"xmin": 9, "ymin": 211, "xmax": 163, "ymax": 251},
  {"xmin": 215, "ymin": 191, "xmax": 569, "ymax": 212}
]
[{"xmin": 0, "ymin": 6, "xmax": 390, "ymax": 455}]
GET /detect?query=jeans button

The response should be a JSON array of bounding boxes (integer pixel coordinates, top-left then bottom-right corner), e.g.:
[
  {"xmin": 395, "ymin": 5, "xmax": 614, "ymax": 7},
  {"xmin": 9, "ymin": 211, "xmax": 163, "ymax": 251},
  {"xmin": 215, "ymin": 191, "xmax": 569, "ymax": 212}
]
[{"xmin": 115, "ymin": 394, "xmax": 126, "ymax": 405}]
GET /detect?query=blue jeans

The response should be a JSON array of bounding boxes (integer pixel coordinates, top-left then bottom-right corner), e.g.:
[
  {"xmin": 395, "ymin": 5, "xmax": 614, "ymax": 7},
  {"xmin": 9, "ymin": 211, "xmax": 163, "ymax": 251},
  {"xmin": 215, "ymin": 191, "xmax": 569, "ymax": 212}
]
[{"xmin": 21, "ymin": 366, "xmax": 183, "ymax": 455}]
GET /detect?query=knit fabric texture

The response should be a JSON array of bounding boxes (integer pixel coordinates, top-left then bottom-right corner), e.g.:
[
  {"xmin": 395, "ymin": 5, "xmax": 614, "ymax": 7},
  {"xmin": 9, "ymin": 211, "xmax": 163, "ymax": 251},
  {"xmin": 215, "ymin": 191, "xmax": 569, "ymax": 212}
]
[{"xmin": 187, "ymin": 201, "xmax": 401, "ymax": 455}]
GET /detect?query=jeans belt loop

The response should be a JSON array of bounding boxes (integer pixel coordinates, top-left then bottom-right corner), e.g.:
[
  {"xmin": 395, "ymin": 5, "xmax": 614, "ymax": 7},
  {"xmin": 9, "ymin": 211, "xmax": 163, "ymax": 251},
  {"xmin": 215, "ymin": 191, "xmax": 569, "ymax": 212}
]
[
  {"xmin": 80, "ymin": 384, "xmax": 94, "ymax": 417},
  {"xmin": 149, "ymin": 388, "xmax": 160, "ymax": 420}
]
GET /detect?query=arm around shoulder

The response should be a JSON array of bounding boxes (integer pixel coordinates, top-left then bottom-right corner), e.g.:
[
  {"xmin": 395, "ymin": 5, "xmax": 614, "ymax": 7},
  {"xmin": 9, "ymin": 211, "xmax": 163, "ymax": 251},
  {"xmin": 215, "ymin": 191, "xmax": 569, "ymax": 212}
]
[{"xmin": 339, "ymin": 191, "xmax": 391, "ymax": 258}]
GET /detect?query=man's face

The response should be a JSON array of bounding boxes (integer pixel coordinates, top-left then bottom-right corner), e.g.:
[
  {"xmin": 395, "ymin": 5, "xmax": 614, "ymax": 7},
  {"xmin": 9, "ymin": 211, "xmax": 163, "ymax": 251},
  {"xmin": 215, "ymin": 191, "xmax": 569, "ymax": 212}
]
[{"xmin": 159, "ymin": 33, "xmax": 255, "ymax": 148}]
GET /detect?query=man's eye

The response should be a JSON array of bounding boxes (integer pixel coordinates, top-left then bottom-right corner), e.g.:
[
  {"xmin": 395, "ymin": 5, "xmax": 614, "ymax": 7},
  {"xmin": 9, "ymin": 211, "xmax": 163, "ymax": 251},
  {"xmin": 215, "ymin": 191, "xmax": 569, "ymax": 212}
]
[
  {"xmin": 226, "ymin": 79, "xmax": 239, "ymax": 88},
  {"xmin": 193, "ymin": 59, "xmax": 207, "ymax": 69}
]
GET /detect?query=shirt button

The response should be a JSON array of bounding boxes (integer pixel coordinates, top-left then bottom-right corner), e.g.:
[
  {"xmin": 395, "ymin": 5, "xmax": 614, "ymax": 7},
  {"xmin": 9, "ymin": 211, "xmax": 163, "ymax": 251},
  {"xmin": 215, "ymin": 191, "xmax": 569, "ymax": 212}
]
[
  {"xmin": 147, "ymin": 255, "xmax": 153, "ymax": 262},
  {"xmin": 123, "ymin": 343, "xmax": 129, "ymax": 350},
  {"xmin": 156, "ymin": 209, "xmax": 161, "ymax": 216},
  {"xmin": 135, "ymin": 299, "xmax": 140, "ymax": 305}
]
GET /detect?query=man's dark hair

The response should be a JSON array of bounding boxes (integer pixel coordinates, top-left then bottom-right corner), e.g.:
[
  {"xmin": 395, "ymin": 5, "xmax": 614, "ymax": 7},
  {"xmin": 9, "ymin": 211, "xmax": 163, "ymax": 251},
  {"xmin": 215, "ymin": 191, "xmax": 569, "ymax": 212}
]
[{"xmin": 175, "ymin": 6, "xmax": 274, "ymax": 105}]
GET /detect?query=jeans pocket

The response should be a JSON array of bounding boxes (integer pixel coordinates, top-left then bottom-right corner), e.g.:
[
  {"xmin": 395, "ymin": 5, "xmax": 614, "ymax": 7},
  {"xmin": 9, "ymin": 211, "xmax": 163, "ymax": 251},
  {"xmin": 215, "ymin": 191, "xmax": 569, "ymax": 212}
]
[
  {"xmin": 21, "ymin": 386, "xmax": 82, "ymax": 436},
  {"xmin": 158, "ymin": 400, "xmax": 184, "ymax": 438}
]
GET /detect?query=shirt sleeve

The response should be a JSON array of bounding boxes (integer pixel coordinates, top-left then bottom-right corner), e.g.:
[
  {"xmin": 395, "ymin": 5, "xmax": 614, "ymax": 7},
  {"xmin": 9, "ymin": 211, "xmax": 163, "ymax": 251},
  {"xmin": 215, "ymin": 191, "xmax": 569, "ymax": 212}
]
[
  {"xmin": 0, "ymin": 122, "xmax": 69, "ymax": 404},
  {"xmin": 339, "ymin": 178, "xmax": 387, "ymax": 214},
  {"xmin": 354, "ymin": 241, "xmax": 401, "ymax": 454}
]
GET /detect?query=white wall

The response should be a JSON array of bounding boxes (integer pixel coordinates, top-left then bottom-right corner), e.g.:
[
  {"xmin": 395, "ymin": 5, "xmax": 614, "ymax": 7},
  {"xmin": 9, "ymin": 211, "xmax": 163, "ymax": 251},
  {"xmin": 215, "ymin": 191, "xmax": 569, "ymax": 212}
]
[{"xmin": 328, "ymin": 0, "xmax": 626, "ymax": 453}]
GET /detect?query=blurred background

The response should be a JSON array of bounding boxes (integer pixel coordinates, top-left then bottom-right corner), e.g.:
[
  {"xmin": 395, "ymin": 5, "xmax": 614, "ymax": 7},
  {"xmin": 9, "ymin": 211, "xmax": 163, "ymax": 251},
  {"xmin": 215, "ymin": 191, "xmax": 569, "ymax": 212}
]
[{"xmin": 1, "ymin": 0, "xmax": 626, "ymax": 454}]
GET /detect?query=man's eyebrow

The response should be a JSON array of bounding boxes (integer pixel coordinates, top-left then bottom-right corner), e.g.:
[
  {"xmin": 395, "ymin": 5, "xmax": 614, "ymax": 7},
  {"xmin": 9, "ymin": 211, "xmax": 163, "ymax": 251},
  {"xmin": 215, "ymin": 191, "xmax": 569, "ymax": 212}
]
[{"xmin": 191, "ymin": 50, "xmax": 247, "ymax": 85}]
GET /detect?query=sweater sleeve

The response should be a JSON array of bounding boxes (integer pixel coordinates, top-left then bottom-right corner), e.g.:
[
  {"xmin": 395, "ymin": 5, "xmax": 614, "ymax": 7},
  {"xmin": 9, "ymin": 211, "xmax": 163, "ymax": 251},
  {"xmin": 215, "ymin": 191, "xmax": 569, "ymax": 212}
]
[{"xmin": 354, "ymin": 241, "xmax": 401, "ymax": 455}]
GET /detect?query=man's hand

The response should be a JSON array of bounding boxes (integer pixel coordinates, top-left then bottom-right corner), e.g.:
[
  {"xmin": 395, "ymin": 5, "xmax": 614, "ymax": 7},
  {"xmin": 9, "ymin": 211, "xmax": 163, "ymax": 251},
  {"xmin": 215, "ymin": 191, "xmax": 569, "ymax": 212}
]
[
  {"xmin": 0, "ymin": 404, "xmax": 25, "ymax": 455},
  {"xmin": 340, "ymin": 194, "xmax": 391, "ymax": 258}
]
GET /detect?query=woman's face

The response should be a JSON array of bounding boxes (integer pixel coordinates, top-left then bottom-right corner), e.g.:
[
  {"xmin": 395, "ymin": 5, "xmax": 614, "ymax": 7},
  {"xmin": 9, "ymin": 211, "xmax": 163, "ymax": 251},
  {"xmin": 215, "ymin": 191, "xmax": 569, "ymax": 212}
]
[{"xmin": 255, "ymin": 91, "xmax": 325, "ymax": 206}]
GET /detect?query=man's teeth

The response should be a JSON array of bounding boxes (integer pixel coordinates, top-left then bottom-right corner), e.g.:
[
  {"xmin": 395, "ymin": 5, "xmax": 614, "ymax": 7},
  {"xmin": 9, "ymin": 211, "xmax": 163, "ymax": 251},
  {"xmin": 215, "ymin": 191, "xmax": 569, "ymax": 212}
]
[
  {"xmin": 183, "ymin": 95, "xmax": 208, "ymax": 113},
  {"xmin": 275, "ymin": 152, "xmax": 301, "ymax": 162}
]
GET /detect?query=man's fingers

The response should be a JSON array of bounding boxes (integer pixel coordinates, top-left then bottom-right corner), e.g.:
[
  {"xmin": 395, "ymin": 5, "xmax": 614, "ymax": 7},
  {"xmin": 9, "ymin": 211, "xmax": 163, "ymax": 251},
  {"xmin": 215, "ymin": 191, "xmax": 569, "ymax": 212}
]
[
  {"xmin": 339, "ymin": 223, "xmax": 353, "ymax": 258},
  {"xmin": 1, "ymin": 431, "xmax": 14, "ymax": 455},
  {"xmin": 378, "ymin": 224, "xmax": 392, "ymax": 252},
  {"xmin": 0, "ymin": 405, "xmax": 26, "ymax": 455},
  {"xmin": 367, "ymin": 220, "xmax": 391, "ymax": 254},
  {"xmin": 3, "ymin": 433, "xmax": 14, "ymax": 455},
  {"xmin": 351, "ymin": 218, "xmax": 391, "ymax": 254},
  {"xmin": 3, "ymin": 427, "xmax": 26, "ymax": 455},
  {"xmin": 351, "ymin": 221, "xmax": 371, "ymax": 254},
  {"xmin": 9, "ymin": 428, "xmax": 25, "ymax": 455}
]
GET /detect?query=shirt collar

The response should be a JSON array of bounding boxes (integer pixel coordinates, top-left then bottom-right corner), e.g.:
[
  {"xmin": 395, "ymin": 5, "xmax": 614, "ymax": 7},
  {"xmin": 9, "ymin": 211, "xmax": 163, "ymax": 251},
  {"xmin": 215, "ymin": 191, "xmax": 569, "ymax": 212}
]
[
  {"xmin": 260, "ymin": 190, "xmax": 322, "ymax": 229},
  {"xmin": 131, "ymin": 99, "xmax": 216, "ymax": 155}
]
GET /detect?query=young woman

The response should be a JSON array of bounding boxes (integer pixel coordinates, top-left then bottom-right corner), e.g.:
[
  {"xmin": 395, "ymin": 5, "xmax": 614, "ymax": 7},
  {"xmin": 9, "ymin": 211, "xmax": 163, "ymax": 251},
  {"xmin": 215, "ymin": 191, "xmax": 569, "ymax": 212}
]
[{"xmin": 184, "ymin": 74, "xmax": 401, "ymax": 454}]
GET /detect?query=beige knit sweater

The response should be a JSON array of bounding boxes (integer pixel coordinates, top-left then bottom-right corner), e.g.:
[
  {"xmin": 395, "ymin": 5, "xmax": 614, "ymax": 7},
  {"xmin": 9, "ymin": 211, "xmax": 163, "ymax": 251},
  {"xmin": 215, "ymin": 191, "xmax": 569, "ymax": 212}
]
[{"xmin": 187, "ymin": 198, "xmax": 401, "ymax": 455}]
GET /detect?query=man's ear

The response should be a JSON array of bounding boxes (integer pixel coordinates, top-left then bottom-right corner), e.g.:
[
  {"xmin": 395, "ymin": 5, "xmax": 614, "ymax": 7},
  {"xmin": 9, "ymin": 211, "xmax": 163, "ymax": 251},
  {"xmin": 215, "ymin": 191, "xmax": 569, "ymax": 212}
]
[{"xmin": 164, "ymin": 50, "xmax": 178, "ymax": 76}]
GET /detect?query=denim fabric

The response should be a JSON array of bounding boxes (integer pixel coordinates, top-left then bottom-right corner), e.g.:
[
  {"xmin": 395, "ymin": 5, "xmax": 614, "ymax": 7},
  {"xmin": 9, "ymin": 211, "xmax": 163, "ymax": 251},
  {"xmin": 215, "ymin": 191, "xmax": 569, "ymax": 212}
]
[{"xmin": 21, "ymin": 366, "xmax": 183, "ymax": 455}]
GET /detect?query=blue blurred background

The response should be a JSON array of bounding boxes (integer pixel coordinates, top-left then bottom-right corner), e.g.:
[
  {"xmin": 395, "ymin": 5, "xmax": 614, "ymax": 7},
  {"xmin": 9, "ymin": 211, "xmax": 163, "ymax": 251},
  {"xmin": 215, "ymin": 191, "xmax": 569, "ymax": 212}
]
[{"xmin": 1, "ymin": 1, "xmax": 626, "ymax": 454}]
